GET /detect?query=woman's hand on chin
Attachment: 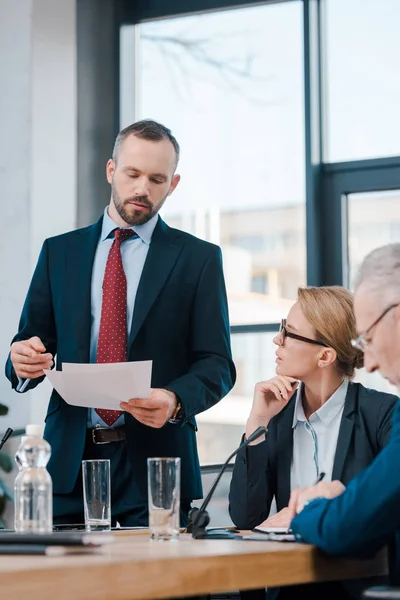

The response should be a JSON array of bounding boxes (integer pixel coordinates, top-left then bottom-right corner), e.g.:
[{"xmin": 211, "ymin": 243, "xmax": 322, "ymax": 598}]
[{"xmin": 251, "ymin": 376, "xmax": 299, "ymax": 420}]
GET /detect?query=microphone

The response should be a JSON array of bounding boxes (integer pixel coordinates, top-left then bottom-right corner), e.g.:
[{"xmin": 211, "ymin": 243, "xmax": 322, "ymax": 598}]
[
  {"xmin": 0, "ymin": 428, "xmax": 13, "ymax": 451},
  {"xmin": 187, "ymin": 425, "xmax": 267, "ymax": 539}
]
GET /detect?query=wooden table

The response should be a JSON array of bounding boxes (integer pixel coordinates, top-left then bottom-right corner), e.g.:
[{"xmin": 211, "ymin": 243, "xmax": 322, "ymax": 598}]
[{"xmin": 0, "ymin": 531, "xmax": 388, "ymax": 600}]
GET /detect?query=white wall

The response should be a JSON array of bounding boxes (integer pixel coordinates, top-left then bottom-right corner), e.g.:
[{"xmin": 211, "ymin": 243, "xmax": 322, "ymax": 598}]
[
  {"xmin": 0, "ymin": 0, "xmax": 35, "ymax": 431},
  {"xmin": 0, "ymin": 0, "xmax": 77, "ymax": 431},
  {"xmin": 31, "ymin": 0, "xmax": 77, "ymax": 259}
]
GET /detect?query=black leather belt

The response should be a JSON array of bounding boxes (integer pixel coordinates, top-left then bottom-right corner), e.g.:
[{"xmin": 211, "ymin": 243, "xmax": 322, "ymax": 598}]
[{"xmin": 90, "ymin": 427, "xmax": 126, "ymax": 445}]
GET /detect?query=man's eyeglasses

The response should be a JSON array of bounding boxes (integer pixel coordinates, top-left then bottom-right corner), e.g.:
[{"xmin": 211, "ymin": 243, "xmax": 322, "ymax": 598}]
[
  {"xmin": 351, "ymin": 302, "xmax": 399, "ymax": 352},
  {"xmin": 278, "ymin": 319, "xmax": 329, "ymax": 348}
]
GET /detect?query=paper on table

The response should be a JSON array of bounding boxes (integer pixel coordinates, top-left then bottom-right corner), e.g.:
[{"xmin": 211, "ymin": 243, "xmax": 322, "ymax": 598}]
[
  {"xmin": 242, "ymin": 532, "xmax": 296, "ymax": 542},
  {"xmin": 44, "ymin": 361, "xmax": 152, "ymax": 410},
  {"xmin": 253, "ymin": 526, "xmax": 292, "ymax": 534}
]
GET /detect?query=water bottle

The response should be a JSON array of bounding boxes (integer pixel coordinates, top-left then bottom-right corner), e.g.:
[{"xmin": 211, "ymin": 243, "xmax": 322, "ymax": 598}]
[
  {"xmin": 14, "ymin": 424, "xmax": 53, "ymax": 533},
  {"xmin": 14, "ymin": 435, "xmax": 27, "ymax": 472}
]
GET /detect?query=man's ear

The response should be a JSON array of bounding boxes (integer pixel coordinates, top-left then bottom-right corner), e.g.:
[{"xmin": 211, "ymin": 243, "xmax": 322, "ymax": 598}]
[
  {"xmin": 317, "ymin": 347, "xmax": 337, "ymax": 369},
  {"xmin": 168, "ymin": 174, "xmax": 181, "ymax": 196},
  {"xmin": 106, "ymin": 159, "xmax": 115, "ymax": 184}
]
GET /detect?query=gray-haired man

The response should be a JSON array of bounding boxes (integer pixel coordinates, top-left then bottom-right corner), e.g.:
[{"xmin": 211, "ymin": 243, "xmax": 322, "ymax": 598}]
[{"xmin": 288, "ymin": 243, "xmax": 400, "ymax": 588}]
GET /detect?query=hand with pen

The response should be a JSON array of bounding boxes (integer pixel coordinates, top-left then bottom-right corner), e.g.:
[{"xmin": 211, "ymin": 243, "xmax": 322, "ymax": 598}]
[
  {"xmin": 287, "ymin": 473, "xmax": 346, "ymax": 520},
  {"xmin": 10, "ymin": 336, "xmax": 53, "ymax": 381}
]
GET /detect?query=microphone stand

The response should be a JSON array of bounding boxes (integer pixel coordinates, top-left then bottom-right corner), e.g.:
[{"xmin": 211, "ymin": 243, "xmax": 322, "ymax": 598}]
[
  {"xmin": 187, "ymin": 425, "xmax": 267, "ymax": 539},
  {"xmin": 0, "ymin": 428, "xmax": 13, "ymax": 451}
]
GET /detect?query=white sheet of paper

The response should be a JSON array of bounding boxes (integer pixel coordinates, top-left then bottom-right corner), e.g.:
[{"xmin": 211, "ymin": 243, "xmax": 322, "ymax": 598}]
[
  {"xmin": 253, "ymin": 526, "xmax": 292, "ymax": 534},
  {"xmin": 44, "ymin": 361, "xmax": 152, "ymax": 410},
  {"xmin": 43, "ymin": 370, "xmax": 69, "ymax": 400},
  {"xmin": 62, "ymin": 362, "xmax": 142, "ymax": 372}
]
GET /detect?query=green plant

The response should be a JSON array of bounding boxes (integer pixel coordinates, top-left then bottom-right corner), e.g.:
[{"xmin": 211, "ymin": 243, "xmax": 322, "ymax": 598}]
[{"xmin": 0, "ymin": 403, "xmax": 14, "ymax": 527}]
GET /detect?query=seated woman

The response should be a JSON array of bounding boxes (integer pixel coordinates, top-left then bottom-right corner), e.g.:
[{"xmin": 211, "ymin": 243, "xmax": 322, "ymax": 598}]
[{"xmin": 229, "ymin": 285, "xmax": 399, "ymax": 600}]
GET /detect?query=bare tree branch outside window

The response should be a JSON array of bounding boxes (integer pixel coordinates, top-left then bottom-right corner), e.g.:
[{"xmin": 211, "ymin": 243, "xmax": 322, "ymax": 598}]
[{"xmin": 141, "ymin": 22, "xmax": 277, "ymax": 106}]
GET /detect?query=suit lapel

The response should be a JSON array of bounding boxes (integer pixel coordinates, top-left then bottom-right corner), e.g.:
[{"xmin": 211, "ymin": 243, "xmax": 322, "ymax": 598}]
[
  {"xmin": 332, "ymin": 382, "xmax": 356, "ymax": 480},
  {"xmin": 128, "ymin": 218, "xmax": 183, "ymax": 348},
  {"xmin": 277, "ymin": 398, "xmax": 296, "ymax": 507},
  {"xmin": 65, "ymin": 217, "xmax": 102, "ymax": 363}
]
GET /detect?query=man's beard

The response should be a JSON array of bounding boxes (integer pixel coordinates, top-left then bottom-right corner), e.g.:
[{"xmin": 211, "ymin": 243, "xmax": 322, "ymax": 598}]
[{"xmin": 112, "ymin": 187, "xmax": 160, "ymax": 226}]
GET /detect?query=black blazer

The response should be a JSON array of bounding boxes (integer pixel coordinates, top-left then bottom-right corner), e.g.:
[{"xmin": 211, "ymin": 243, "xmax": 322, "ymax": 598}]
[
  {"xmin": 5, "ymin": 216, "xmax": 236, "ymax": 503},
  {"xmin": 229, "ymin": 381, "xmax": 398, "ymax": 530}
]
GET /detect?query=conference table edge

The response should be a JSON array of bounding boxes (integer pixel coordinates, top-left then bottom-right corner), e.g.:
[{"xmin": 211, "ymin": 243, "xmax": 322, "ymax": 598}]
[{"xmin": 0, "ymin": 533, "xmax": 388, "ymax": 600}]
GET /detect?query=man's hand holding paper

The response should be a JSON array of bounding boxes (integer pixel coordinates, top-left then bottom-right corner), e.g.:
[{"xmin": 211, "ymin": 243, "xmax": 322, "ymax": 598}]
[{"xmin": 120, "ymin": 388, "xmax": 178, "ymax": 428}]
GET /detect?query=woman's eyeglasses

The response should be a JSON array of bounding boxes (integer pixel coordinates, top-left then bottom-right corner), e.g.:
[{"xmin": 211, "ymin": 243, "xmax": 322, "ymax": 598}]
[{"xmin": 278, "ymin": 319, "xmax": 329, "ymax": 348}]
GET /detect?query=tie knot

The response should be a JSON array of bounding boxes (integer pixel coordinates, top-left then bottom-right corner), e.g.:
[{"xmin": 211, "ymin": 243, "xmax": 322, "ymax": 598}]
[{"xmin": 114, "ymin": 228, "xmax": 135, "ymax": 244}]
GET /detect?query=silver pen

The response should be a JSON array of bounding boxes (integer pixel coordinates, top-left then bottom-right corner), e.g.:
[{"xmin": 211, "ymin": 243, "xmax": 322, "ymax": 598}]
[{"xmin": 17, "ymin": 378, "xmax": 31, "ymax": 393}]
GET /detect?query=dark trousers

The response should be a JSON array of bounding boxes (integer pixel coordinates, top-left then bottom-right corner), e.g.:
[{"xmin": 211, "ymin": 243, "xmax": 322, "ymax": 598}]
[{"xmin": 53, "ymin": 430, "xmax": 191, "ymax": 527}]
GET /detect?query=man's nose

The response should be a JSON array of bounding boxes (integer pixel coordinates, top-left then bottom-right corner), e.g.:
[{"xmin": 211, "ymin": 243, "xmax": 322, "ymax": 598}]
[{"xmin": 134, "ymin": 177, "xmax": 150, "ymax": 196}]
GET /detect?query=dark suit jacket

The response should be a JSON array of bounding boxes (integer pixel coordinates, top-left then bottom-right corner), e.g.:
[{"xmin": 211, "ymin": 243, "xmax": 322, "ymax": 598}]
[
  {"xmin": 5, "ymin": 216, "xmax": 236, "ymax": 504},
  {"xmin": 229, "ymin": 382, "xmax": 398, "ymax": 530},
  {"xmin": 291, "ymin": 400, "xmax": 400, "ymax": 587}
]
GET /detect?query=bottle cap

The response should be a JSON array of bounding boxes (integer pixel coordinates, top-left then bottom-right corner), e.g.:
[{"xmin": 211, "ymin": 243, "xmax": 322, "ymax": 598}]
[{"xmin": 25, "ymin": 424, "xmax": 44, "ymax": 437}]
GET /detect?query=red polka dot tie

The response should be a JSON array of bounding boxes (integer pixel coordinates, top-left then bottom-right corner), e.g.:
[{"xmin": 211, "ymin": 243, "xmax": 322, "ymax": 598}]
[{"xmin": 95, "ymin": 228, "xmax": 135, "ymax": 426}]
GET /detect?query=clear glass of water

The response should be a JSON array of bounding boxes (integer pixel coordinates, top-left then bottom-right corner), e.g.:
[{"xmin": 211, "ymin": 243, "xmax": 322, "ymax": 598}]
[
  {"xmin": 147, "ymin": 457, "xmax": 180, "ymax": 541},
  {"xmin": 82, "ymin": 459, "xmax": 111, "ymax": 531}
]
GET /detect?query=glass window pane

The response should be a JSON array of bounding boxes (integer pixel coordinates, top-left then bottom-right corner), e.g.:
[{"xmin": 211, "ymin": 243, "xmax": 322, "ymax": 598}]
[
  {"xmin": 120, "ymin": 1, "xmax": 306, "ymax": 326},
  {"xmin": 196, "ymin": 331, "xmax": 278, "ymax": 464},
  {"xmin": 347, "ymin": 190, "xmax": 400, "ymax": 288},
  {"xmin": 347, "ymin": 189, "xmax": 400, "ymax": 396},
  {"xmin": 325, "ymin": 0, "xmax": 400, "ymax": 162},
  {"xmin": 191, "ymin": 468, "xmax": 235, "ymax": 527}
]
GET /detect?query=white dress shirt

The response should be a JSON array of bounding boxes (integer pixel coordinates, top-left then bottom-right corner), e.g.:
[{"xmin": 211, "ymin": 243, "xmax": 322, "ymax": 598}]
[{"xmin": 290, "ymin": 379, "xmax": 349, "ymax": 490}]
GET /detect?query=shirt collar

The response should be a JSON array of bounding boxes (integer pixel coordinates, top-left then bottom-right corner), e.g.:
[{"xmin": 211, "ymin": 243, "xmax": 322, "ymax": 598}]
[
  {"xmin": 292, "ymin": 379, "xmax": 349, "ymax": 428},
  {"xmin": 100, "ymin": 206, "xmax": 158, "ymax": 245}
]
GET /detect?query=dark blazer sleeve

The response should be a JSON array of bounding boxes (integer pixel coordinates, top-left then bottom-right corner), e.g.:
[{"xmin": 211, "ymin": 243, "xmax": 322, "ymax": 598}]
[
  {"xmin": 291, "ymin": 402, "xmax": 400, "ymax": 558},
  {"xmin": 5, "ymin": 240, "xmax": 57, "ymax": 392},
  {"xmin": 166, "ymin": 245, "xmax": 236, "ymax": 420},
  {"xmin": 229, "ymin": 429, "xmax": 277, "ymax": 530}
]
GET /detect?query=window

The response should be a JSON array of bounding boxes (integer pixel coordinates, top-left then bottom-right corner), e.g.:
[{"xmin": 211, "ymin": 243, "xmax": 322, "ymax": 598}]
[
  {"xmin": 251, "ymin": 273, "xmax": 268, "ymax": 294},
  {"xmin": 346, "ymin": 189, "xmax": 400, "ymax": 396},
  {"xmin": 346, "ymin": 190, "xmax": 400, "ymax": 289},
  {"xmin": 196, "ymin": 330, "xmax": 278, "ymax": 462},
  {"xmin": 120, "ymin": 1, "xmax": 306, "ymax": 328},
  {"xmin": 118, "ymin": 0, "xmax": 400, "ymax": 466},
  {"xmin": 325, "ymin": 0, "xmax": 400, "ymax": 162}
]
